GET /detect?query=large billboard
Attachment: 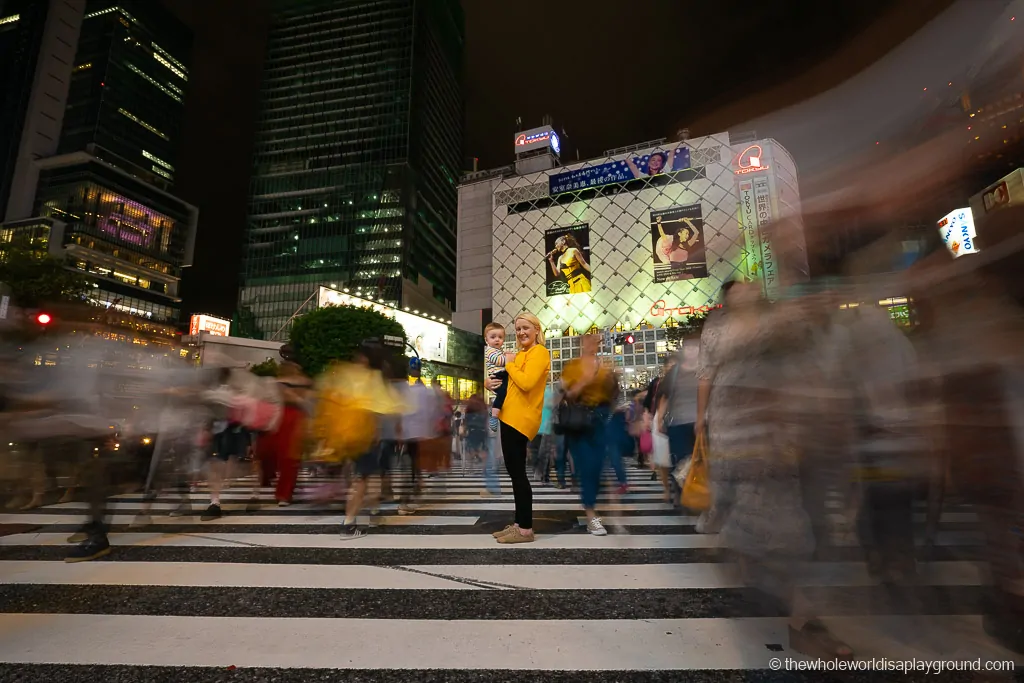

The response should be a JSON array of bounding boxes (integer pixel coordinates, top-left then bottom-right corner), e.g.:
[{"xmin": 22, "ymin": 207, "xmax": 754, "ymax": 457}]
[
  {"xmin": 317, "ymin": 287, "xmax": 448, "ymax": 363},
  {"xmin": 969, "ymin": 168, "xmax": 1023, "ymax": 219},
  {"xmin": 650, "ymin": 204, "xmax": 707, "ymax": 283},
  {"xmin": 189, "ymin": 314, "xmax": 230, "ymax": 337},
  {"xmin": 549, "ymin": 147, "xmax": 692, "ymax": 195},
  {"xmin": 544, "ymin": 223, "xmax": 592, "ymax": 296}
]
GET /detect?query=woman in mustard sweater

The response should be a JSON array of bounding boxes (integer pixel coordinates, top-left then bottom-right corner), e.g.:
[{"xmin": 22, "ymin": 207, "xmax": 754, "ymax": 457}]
[{"xmin": 486, "ymin": 312, "xmax": 550, "ymax": 544}]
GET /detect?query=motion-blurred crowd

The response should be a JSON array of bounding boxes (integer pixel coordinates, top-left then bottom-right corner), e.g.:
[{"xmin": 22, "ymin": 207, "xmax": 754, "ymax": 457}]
[{"xmin": 2, "ymin": 206, "xmax": 1024, "ymax": 662}]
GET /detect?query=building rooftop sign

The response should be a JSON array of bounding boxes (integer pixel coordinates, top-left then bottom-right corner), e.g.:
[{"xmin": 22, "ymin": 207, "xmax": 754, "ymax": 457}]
[{"xmin": 514, "ymin": 126, "xmax": 560, "ymax": 156}]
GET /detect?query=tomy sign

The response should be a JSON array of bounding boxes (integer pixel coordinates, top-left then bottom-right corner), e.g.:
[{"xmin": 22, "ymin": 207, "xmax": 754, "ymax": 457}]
[{"xmin": 514, "ymin": 126, "xmax": 560, "ymax": 155}]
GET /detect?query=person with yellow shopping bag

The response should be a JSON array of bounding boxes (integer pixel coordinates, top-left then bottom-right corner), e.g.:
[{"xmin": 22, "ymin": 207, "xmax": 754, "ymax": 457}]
[
  {"xmin": 313, "ymin": 342, "xmax": 406, "ymax": 540},
  {"xmin": 680, "ymin": 430, "xmax": 711, "ymax": 511}
]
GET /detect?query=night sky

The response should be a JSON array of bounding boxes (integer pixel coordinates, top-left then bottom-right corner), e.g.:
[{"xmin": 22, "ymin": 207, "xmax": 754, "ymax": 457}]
[{"xmin": 164, "ymin": 0, "xmax": 952, "ymax": 322}]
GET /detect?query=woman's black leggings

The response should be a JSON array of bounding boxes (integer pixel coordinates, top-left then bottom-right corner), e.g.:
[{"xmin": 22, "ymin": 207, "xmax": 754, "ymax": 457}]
[{"xmin": 500, "ymin": 422, "xmax": 532, "ymax": 529}]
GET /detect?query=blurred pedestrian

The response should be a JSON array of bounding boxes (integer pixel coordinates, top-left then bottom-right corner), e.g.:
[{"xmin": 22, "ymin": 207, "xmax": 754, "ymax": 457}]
[{"xmin": 560, "ymin": 334, "xmax": 618, "ymax": 536}]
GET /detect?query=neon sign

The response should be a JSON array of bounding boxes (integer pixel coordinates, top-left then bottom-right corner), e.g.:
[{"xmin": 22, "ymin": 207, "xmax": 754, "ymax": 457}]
[
  {"xmin": 514, "ymin": 128, "xmax": 560, "ymax": 154},
  {"xmin": 649, "ymin": 301, "xmax": 721, "ymax": 318},
  {"xmin": 734, "ymin": 144, "xmax": 770, "ymax": 175}
]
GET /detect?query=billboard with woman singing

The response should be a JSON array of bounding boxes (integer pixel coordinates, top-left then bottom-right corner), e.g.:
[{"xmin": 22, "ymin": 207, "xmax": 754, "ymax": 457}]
[
  {"xmin": 650, "ymin": 203, "xmax": 708, "ymax": 283},
  {"xmin": 544, "ymin": 223, "xmax": 592, "ymax": 296}
]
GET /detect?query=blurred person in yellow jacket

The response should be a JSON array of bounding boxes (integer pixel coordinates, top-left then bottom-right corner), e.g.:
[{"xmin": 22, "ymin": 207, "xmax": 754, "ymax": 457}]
[{"xmin": 314, "ymin": 341, "xmax": 405, "ymax": 540}]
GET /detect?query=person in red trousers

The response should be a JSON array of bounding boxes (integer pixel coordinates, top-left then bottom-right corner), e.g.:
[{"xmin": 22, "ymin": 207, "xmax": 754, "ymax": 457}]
[{"xmin": 256, "ymin": 362, "xmax": 312, "ymax": 506}]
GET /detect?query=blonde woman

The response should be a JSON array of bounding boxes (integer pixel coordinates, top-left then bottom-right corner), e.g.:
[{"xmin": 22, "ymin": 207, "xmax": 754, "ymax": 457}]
[{"xmin": 485, "ymin": 313, "xmax": 551, "ymax": 544}]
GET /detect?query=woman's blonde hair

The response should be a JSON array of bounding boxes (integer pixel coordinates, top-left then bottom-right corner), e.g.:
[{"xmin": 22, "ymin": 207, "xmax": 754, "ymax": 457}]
[{"xmin": 512, "ymin": 312, "xmax": 545, "ymax": 348}]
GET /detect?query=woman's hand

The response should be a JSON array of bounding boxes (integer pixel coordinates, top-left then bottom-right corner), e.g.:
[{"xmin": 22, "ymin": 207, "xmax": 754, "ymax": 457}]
[
  {"xmin": 504, "ymin": 351, "xmax": 517, "ymax": 365},
  {"xmin": 485, "ymin": 377, "xmax": 502, "ymax": 391}
]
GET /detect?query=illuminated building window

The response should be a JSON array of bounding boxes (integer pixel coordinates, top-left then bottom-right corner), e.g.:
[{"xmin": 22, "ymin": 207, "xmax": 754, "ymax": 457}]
[
  {"xmin": 125, "ymin": 62, "xmax": 182, "ymax": 102},
  {"xmin": 117, "ymin": 108, "xmax": 169, "ymax": 140},
  {"xmin": 152, "ymin": 50, "xmax": 187, "ymax": 81},
  {"xmin": 151, "ymin": 42, "xmax": 187, "ymax": 73},
  {"xmin": 73, "ymin": 63, "xmax": 92, "ymax": 72},
  {"xmin": 0, "ymin": 14, "xmax": 21, "ymax": 25},
  {"xmin": 84, "ymin": 6, "xmax": 137, "ymax": 23},
  {"xmin": 151, "ymin": 165, "xmax": 172, "ymax": 180}
]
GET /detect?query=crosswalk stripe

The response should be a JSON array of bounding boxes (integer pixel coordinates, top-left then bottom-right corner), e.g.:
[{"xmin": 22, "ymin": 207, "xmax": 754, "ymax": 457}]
[
  {"xmin": 0, "ymin": 514, "xmax": 480, "ymax": 527},
  {"xmin": 38, "ymin": 501, "xmax": 678, "ymax": 512},
  {"xmin": 0, "ymin": 614, "xmax": 1015, "ymax": 669},
  {"xmin": 0, "ymin": 532, "xmax": 721, "ymax": 549},
  {"xmin": 1, "ymin": 469, "xmax": 1017, "ymax": 677},
  {"xmin": 0, "ymin": 560, "xmax": 991, "ymax": 589}
]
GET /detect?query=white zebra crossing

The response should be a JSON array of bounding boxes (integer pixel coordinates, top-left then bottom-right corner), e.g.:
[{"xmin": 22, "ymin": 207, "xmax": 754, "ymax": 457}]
[{"xmin": 0, "ymin": 468, "xmax": 1020, "ymax": 677}]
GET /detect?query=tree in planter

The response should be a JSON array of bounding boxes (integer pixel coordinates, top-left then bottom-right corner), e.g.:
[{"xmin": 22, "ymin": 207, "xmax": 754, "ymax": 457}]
[
  {"xmin": 249, "ymin": 358, "xmax": 279, "ymax": 377},
  {"xmin": 0, "ymin": 247, "xmax": 90, "ymax": 307},
  {"xmin": 288, "ymin": 304, "xmax": 407, "ymax": 377},
  {"xmin": 663, "ymin": 308, "xmax": 712, "ymax": 351}
]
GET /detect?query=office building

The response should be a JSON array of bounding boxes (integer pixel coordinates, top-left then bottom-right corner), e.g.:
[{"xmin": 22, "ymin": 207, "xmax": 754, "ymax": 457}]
[
  {"xmin": 0, "ymin": 0, "xmax": 84, "ymax": 222},
  {"xmin": 457, "ymin": 131, "xmax": 808, "ymax": 387},
  {"xmin": 1, "ymin": 0, "xmax": 197, "ymax": 325},
  {"xmin": 239, "ymin": 0, "xmax": 464, "ymax": 340}
]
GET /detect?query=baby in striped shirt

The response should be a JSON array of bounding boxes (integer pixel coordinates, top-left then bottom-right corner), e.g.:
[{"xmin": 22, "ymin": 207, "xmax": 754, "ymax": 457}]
[{"xmin": 484, "ymin": 322, "xmax": 508, "ymax": 433}]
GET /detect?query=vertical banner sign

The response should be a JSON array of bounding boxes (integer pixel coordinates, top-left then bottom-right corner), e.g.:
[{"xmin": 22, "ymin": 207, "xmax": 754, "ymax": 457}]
[
  {"xmin": 752, "ymin": 176, "xmax": 779, "ymax": 301},
  {"xmin": 544, "ymin": 223, "xmax": 592, "ymax": 296},
  {"xmin": 649, "ymin": 203, "xmax": 708, "ymax": 283},
  {"xmin": 737, "ymin": 180, "xmax": 762, "ymax": 284}
]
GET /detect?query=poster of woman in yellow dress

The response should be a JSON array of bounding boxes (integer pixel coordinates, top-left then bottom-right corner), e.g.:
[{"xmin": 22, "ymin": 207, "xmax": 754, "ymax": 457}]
[{"xmin": 545, "ymin": 223, "xmax": 592, "ymax": 296}]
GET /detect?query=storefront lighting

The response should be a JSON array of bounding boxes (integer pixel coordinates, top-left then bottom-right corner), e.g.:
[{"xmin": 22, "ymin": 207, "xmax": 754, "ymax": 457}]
[{"xmin": 0, "ymin": 14, "xmax": 20, "ymax": 25}]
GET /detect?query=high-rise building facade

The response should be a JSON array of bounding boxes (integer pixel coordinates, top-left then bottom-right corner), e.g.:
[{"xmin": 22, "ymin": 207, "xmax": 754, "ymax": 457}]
[
  {"xmin": 0, "ymin": 0, "xmax": 197, "ymax": 325},
  {"xmin": 239, "ymin": 0, "xmax": 463, "ymax": 340},
  {"xmin": 0, "ymin": 0, "xmax": 84, "ymax": 222},
  {"xmin": 59, "ymin": 0, "xmax": 189, "ymax": 190}
]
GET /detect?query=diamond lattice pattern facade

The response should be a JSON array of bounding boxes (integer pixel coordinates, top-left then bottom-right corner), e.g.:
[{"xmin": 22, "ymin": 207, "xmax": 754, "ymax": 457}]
[{"xmin": 484, "ymin": 132, "xmax": 804, "ymax": 383}]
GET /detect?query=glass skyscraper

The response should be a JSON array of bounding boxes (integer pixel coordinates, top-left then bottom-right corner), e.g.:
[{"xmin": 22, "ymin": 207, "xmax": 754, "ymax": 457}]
[
  {"xmin": 1, "ymin": 0, "xmax": 197, "ymax": 325},
  {"xmin": 58, "ymin": 0, "xmax": 189, "ymax": 191},
  {"xmin": 239, "ymin": 0, "xmax": 463, "ymax": 340}
]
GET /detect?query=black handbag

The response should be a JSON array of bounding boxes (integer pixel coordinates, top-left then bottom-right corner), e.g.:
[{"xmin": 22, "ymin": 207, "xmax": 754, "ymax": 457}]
[{"xmin": 555, "ymin": 398, "xmax": 592, "ymax": 435}]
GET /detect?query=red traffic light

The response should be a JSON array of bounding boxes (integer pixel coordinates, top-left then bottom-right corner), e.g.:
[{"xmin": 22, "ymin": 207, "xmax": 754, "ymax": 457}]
[
  {"xmin": 625, "ymin": 334, "xmax": 635, "ymax": 344},
  {"xmin": 35, "ymin": 312, "xmax": 52, "ymax": 325}
]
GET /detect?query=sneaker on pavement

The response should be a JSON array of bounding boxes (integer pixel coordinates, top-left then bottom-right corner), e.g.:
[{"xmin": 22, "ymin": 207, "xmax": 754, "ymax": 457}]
[
  {"xmin": 66, "ymin": 527, "xmax": 90, "ymax": 544},
  {"xmin": 479, "ymin": 489, "xmax": 498, "ymax": 498},
  {"xmin": 497, "ymin": 527, "xmax": 535, "ymax": 544},
  {"xmin": 168, "ymin": 502, "xmax": 192, "ymax": 517},
  {"xmin": 277, "ymin": 500, "xmax": 291, "ymax": 507},
  {"xmin": 491, "ymin": 524, "xmax": 515, "ymax": 538},
  {"xmin": 200, "ymin": 504, "xmax": 222, "ymax": 521},
  {"xmin": 340, "ymin": 524, "xmax": 365, "ymax": 540},
  {"xmin": 65, "ymin": 536, "xmax": 111, "ymax": 563},
  {"xmin": 398, "ymin": 503, "xmax": 418, "ymax": 515},
  {"xmin": 616, "ymin": 484, "xmax": 630, "ymax": 495},
  {"xmin": 587, "ymin": 517, "xmax": 608, "ymax": 536}
]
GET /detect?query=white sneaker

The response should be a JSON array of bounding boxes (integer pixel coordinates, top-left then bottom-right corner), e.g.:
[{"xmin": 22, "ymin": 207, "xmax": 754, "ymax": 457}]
[{"xmin": 587, "ymin": 517, "xmax": 608, "ymax": 536}]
